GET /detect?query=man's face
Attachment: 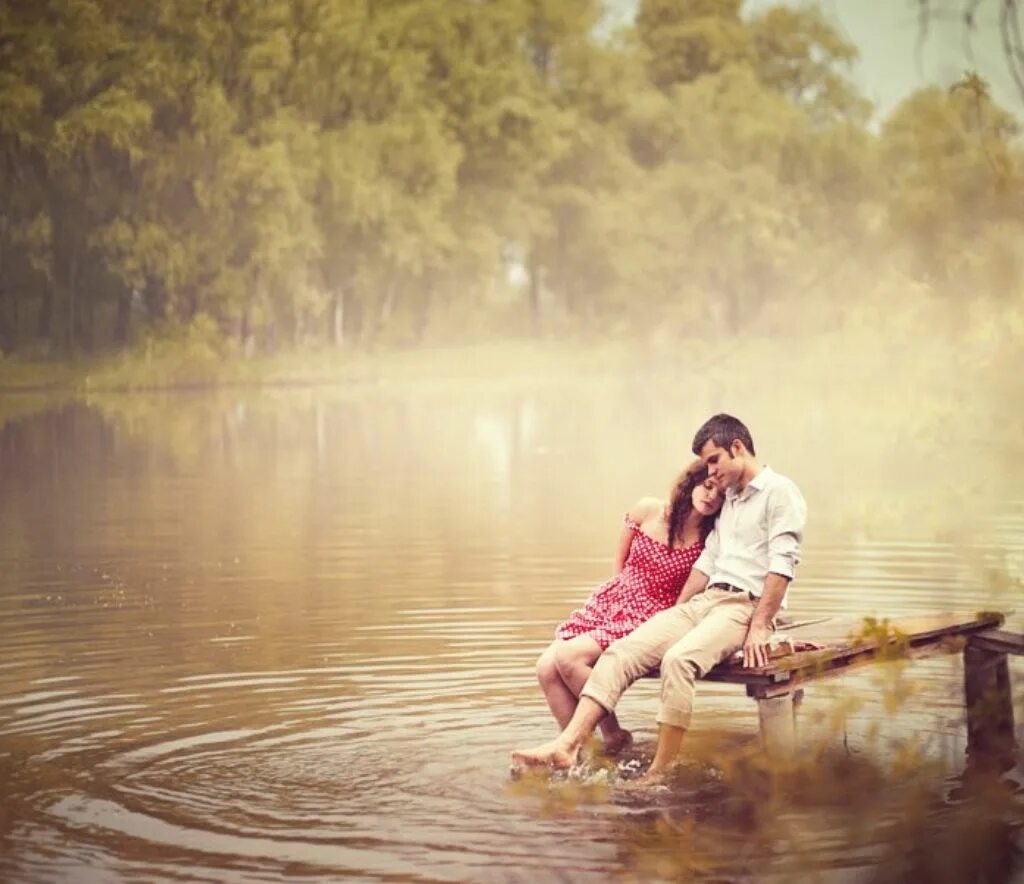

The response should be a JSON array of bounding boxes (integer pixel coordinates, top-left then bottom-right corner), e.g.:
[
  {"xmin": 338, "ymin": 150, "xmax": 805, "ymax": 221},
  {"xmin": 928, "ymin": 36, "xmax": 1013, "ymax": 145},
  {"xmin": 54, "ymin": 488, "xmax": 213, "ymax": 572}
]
[{"xmin": 698, "ymin": 439, "xmax": 744, "ymax": 491}]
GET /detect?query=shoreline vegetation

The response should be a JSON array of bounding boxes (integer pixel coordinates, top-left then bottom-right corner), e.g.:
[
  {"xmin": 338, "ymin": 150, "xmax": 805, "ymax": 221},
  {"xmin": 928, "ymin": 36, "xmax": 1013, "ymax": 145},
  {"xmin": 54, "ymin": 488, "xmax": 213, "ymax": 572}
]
[
  {"xmin": 1, "ymin": 290, "xmax": 1019, "ymax": 395},
  {"xmin": 1, "ymin": 3, "xmax": 1021, "ymax": 372},
  {"xmin": 1, "ymin": 300, "xmax": 1020, "ymax": 402},
  {"xmin": 0, "ymin": 338, "xmax": 649, "ymax": 395}
]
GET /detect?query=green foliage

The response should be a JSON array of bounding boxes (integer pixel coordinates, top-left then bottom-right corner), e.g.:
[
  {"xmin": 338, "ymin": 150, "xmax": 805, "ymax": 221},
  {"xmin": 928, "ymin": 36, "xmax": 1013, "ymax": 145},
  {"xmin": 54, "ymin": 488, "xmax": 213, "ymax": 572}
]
[
  {"xmin": 636, "ymin": 0, "xmax": 751, "ymax": 89},
  {"xmin": 748, "ymin": 3, "xmax": 866, "ymax": 123},
  {"xmin": 84, "ymin": 313, "xmax": 235, "ymax": 390},
  {"xmin": 852, "ymin": 617, "xmax": 911, "ymax": 661},
  {"xmin": 0, "ymin": 0, "xmax": 1020, "ymax": 362},
  {"xmin": 880, "ymin": 79, "xmax": 1023, "ymax": 296}
]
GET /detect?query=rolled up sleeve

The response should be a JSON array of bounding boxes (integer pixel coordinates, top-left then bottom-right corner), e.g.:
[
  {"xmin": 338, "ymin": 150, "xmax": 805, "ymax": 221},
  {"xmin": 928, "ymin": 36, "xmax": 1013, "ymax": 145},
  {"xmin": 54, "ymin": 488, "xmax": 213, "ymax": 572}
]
[{"xmin": 766, "ymin": 483, "xmax": 807, "ymax": 579}]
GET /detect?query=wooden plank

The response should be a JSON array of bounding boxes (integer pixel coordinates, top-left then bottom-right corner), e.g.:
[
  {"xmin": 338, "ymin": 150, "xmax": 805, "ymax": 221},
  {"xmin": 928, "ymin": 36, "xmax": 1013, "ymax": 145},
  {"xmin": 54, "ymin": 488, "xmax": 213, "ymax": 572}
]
[
  {"xmin": 705, "ymin": 612, "xmax": 1004, "ymax": 687},
  {"xmin": 968, "ymin": 629, "xmax": 1024, "ymax": 657},
  {"xmin": 745, "ymin": 641, "xmax": 964, "ymax": 699}
]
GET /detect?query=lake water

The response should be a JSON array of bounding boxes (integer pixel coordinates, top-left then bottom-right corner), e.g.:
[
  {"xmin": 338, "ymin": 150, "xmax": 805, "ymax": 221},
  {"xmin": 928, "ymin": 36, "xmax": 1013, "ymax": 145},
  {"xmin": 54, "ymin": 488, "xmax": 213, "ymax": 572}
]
[{"xmin": 1, "ymin": 383, "xmax": 1022, "ymax": 882}]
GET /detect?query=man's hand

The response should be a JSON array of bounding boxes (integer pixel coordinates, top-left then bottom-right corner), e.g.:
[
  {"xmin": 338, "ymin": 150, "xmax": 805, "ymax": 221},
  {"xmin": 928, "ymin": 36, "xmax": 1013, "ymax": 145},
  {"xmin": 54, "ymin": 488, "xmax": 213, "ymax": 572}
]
[
  {"xmin": 742, "ymin": 623, "xmax": 773, "ymax": 668},
  {"xmin": 743, "ymin": 573, "xmax": 789, "ymax": 667}
]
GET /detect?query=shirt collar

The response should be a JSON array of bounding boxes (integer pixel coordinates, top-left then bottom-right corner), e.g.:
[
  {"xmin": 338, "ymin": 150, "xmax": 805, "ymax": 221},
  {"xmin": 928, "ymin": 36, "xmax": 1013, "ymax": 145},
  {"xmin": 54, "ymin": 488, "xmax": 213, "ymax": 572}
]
[{"xmin": 726, "ymin": 464, "xmax": 774, "ymax": 501}]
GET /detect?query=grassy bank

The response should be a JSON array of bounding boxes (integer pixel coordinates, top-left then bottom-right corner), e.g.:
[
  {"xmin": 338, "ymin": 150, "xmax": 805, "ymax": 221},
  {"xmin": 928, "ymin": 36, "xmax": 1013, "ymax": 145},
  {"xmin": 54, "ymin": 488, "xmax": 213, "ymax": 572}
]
[{"xmin": 0, "ymin": 338, "xmax": 647, "ymax": 395}]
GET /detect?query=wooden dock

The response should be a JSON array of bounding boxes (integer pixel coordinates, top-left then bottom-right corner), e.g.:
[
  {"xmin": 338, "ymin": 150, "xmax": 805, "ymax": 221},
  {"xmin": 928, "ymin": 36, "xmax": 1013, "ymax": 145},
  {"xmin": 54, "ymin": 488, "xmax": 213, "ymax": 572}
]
[{"xmin": 678, "ymin": 611, "xmax": 1020, "ymax": 764}]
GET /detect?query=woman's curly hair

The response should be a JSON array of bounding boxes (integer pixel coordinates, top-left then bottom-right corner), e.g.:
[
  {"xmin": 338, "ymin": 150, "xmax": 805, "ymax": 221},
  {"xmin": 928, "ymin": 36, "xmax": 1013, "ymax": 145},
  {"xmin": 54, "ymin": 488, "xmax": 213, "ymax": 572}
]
[{"xmin": 665, "ymin": 458, "xmax": 718, "ymax": 550}]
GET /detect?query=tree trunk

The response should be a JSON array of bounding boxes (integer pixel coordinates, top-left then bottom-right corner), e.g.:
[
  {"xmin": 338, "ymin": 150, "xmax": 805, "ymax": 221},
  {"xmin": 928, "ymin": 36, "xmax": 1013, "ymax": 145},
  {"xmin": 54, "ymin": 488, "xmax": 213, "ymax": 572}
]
[
  {"xmin": 293, "ymin": 302, "xmax": 303, "ymax": 349},
  {"xmin": 44, "ymin": 199, "xmax": 67, "ymax": 347},
  {"xmin": 0, "ymin": 281, "xmax": 13, "ymax": 353},
  {"xmin": 113, "ymin": 289, "xmax": 131, "ymax": 348},
  {"xmin": 37, "ymin": 283, "xmax": 54, "ymax": 341},
  {"xmin": 563, "ymin": 275, "xmax": 578, "ymax": 318},
  {"xmin": 240, "ymin": 307, "xmax": 255, "ymax": 356},
  {"xmin": 527, "ymin": 249, "xmax": 543, "ymax": 334},
  {"xmin": 47, "ymin": 195, "xmax": 85, "ymax": 353},
  {"xmin": 77, "ymin": 291, "xmax": 94, "ymax": 352},
  {"xmin": 65, "ymin": 247, "xmax": 79, "ymax": 352},
  {"xmin": 414, "ymin": 276, "xmax": 433, "ymax": 344},
  {"xmin": 288, "ymin": 292, "xmax": 300, "ymax": 350},
  {"xmin": 70, "ymin": 252, "xmax": 95, "ymax": 353},
  {"xmin": 331, "ymin": 288, "xmax": 345, "ymax": 347},
  {"xmin": 144, "ymin": 276, "xmax": 168, "ymax": 322},
  {"xmin": 184, "ymin": 285, "xmax": 198, "ymax": 322},
  {"xmin": 9, "ymin": 288, "xmax": 20, "ymax": 353},
  {"xmin": 375, "ymin": 274, "xmax": 398, "ymax": 338},
  {"xmin": 0, "ymin": 237, "xmax": 11, "ymax": 352}
]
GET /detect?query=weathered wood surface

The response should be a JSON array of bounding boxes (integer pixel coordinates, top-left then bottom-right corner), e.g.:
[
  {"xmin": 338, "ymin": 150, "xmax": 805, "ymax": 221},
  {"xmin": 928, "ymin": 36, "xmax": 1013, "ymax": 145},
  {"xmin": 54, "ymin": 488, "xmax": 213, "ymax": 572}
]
[
  {"xmin": 964, "ymin": 642, "xmax": 1016, "ymax": 763},
  {"xmin": 967, "ymin": 628, "xmax": 1024, "ymax": 657},
  {"xmin": 757, "ymin": 693, "xmax": 798, "ymax": 755},
  {"xmin": 703, "ymin": 612, "xmax": 1006, "ymax": 696}
]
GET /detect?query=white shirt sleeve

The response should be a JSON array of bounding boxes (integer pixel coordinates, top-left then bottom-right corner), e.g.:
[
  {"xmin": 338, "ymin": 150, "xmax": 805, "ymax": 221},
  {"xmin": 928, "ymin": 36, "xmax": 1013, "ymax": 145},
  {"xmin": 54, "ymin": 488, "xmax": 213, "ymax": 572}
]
[{"xmin": 766, "ymin": 481, "xmax": 807, "ymax": 579}]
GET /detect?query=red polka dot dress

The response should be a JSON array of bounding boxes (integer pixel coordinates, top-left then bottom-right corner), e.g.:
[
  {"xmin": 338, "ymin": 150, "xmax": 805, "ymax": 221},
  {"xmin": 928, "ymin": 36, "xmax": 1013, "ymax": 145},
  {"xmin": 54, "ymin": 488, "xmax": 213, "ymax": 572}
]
[{"xmin": 555, "ymin": 514, "xmax": 704, "ymax": 650}]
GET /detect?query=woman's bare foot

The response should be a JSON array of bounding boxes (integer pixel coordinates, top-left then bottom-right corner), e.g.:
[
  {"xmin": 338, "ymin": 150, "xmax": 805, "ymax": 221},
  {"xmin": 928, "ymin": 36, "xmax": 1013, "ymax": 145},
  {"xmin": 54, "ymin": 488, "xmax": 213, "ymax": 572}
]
[
  {"xmin": 601, "ymin": 728, "xmax": 633, "ymax": 757},
  {"xmin": 511, "ymin": 738, "xmax": 580, "ymax": 769}
]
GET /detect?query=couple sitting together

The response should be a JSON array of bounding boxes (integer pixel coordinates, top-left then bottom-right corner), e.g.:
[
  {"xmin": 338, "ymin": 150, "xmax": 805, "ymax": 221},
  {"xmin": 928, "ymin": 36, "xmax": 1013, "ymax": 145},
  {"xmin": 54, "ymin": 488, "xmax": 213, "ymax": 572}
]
[{"xmin": 512, "ymin": 413, "xmax": 808, "ymax": 784}]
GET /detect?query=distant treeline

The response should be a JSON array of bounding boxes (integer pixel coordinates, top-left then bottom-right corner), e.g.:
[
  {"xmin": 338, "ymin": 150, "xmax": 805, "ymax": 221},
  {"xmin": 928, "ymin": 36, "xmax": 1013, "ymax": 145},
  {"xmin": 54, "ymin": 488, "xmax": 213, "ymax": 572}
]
[{"xmin": 0, "ymin": 0, "xmax": 1020, "ymax": 356}]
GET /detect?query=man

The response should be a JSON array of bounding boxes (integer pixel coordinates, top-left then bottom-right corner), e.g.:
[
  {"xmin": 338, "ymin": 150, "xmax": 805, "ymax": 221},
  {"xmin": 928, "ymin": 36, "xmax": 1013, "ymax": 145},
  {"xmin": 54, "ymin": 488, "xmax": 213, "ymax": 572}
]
[{"xmin": 511, "ymin": 414, "xmax": 807, "ymax": 782}]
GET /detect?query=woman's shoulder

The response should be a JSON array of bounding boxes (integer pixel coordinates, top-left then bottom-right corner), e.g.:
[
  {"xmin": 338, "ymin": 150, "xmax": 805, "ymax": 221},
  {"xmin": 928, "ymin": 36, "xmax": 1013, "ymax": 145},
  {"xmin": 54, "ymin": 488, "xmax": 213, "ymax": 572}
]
[{"xmin": 626, "ymin": 497, "xmax": 664, "ymax": 525}]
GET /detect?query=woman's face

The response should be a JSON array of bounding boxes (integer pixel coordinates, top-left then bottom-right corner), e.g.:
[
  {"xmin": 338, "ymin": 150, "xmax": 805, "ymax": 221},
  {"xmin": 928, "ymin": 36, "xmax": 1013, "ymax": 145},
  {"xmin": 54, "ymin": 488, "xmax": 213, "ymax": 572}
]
[{"xmin": 691, "ymin": 478, "xmax": 723, "ymax": 517}]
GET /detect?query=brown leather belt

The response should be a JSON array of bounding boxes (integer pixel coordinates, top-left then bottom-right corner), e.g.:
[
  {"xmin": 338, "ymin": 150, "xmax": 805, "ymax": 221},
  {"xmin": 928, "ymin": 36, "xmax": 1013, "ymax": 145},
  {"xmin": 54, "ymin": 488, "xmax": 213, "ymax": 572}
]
[{"xmin": 708, "ymin": 582, "xmax": 755, "ymax": 599}]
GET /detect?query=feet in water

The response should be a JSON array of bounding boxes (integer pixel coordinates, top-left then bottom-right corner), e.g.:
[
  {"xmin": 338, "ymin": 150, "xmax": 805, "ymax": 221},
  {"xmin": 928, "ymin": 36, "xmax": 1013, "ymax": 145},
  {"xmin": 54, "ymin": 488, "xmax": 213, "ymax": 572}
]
[
  {"xmin": 601, "ymin": 728, "xmax": 633, "ymax": 757},
  {"xmin": 511, "ymin": 739, "xmax": 580, "ymax": 770},
  {"xmin": 615, "ymin": 765, "xmax": 672, "ymax": 792}
]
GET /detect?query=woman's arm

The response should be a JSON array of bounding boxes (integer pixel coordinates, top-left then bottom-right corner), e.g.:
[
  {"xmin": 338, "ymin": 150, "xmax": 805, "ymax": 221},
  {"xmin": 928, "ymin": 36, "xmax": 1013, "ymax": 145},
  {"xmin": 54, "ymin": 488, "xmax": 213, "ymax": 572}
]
[{"xmin": 614, "ymin": 497, "xmax": 661, "ymax": 572}]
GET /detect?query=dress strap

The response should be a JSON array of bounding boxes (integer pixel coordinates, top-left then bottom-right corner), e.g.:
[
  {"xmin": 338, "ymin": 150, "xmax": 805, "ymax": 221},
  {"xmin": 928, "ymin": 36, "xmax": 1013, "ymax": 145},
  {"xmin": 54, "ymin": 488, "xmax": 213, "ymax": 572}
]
[{"xmin": 624, "ymin": 513, "xmax": 641, "ymax": 531}]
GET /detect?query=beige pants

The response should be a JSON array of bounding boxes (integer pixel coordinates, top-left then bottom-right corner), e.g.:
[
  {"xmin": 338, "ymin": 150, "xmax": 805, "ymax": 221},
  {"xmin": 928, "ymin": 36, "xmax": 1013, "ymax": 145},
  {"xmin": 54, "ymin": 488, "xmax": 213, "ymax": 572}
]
[{"xmin": 581, "ymin": 588, "xmax": 757, "ymax": 729}]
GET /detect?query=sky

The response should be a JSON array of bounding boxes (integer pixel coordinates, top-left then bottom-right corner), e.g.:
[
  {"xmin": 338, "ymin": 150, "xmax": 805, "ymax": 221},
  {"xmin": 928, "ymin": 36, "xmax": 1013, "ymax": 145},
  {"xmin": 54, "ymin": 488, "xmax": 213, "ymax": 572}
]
[{"xmin": 604, "ymin": 0, "xmax": 1021, "ymax": 121}]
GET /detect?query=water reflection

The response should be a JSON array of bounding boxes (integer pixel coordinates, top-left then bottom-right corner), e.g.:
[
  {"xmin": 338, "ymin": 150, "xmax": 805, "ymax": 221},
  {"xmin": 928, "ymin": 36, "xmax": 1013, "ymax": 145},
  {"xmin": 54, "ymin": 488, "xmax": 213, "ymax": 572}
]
[{"xmin": 0, "ymin": 388, "xmax": 1021, "ymax": 882}]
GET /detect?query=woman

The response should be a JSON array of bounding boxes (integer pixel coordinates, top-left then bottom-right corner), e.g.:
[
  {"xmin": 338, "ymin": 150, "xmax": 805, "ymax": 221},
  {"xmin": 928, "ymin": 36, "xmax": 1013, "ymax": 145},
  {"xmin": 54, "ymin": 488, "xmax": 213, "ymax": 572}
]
[{"xmin": 535, "ymin": 459, "xmax": 722, "ymax": 755}]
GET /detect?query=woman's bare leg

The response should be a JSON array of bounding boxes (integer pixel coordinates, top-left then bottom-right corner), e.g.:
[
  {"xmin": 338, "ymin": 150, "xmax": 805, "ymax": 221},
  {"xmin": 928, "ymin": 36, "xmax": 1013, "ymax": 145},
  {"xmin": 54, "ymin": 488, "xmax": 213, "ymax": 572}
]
[
  {"xmin": 554, "ymin": 636, "xmax": 632, "ymax": 754},
  {"xmin": 535, "ymin": 642, "xmax": 579, "ymax": 730}
]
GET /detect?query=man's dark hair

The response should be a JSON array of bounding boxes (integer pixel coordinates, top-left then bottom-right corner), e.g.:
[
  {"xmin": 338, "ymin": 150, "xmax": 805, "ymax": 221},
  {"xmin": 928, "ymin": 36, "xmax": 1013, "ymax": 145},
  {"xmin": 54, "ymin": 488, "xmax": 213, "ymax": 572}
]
[{"xmin": 691, "ymin": 414, "xmax": 756, "ymax": 457}]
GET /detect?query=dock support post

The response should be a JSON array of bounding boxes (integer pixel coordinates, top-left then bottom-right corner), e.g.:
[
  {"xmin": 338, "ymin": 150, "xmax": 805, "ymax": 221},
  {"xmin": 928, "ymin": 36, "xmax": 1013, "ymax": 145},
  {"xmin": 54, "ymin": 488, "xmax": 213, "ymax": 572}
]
[
  {"xmin": 964, "ymin": 643, "xmax": 1016, "ymax": 767},
  {"xmin": 757, "ymin": 691, "xmax": 799, "ymax": 756}
]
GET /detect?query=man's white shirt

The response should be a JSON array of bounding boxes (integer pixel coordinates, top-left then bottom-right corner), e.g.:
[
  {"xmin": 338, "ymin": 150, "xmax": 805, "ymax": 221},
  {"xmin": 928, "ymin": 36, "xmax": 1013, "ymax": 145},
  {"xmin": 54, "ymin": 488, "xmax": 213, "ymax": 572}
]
[{"xmin": 693, "ymin": 466, "xmax": 807, "ymax": 608}]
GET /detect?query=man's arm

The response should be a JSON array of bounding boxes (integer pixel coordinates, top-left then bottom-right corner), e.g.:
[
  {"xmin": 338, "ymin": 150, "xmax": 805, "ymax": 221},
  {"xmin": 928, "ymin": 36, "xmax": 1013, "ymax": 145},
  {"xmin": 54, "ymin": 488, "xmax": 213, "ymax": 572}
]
[
  {"xmin": 742, "ymin": 573, "xmax": 789, "ymax": 667},
  {"xmin": 676, "ymin": 566, "xmax": 710, "ymax": 606},
  {"xmin": 679, "ymin": 522, "xmax": 719, "ymax": 605},
  {"xmin": 742, "ymin": 482, "xmax": 807, "ymax": 668}
]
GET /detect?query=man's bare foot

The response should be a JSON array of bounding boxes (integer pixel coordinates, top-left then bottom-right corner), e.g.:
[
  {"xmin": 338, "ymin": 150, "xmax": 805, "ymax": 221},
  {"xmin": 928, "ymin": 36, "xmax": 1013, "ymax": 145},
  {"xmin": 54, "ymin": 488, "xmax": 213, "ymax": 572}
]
[
  {"xmin": 511, "ymin": 739, "xmax": 579, "ymax": 769},
  {"xmin": 615, "ymin": 768, "xmax": 672, "ymax": 792},
  {"xmin": 601, "ymin": 729, "xmax": 633, "ymax": 757}
]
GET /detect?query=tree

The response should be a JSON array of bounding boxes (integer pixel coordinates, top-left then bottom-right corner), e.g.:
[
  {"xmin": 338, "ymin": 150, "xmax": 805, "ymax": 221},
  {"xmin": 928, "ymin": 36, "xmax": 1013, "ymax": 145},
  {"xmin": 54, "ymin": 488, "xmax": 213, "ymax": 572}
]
[
  {"xmin": 0, "ymin": 0, "xmax": 154, "ymax": 351},
  {"xmin": 636, "ymin": 0, "xmax": 752, "ymax": 89},
  {"xmin": 880, "ymin": 78, "xmax": 1022, "ymax": 296}
]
